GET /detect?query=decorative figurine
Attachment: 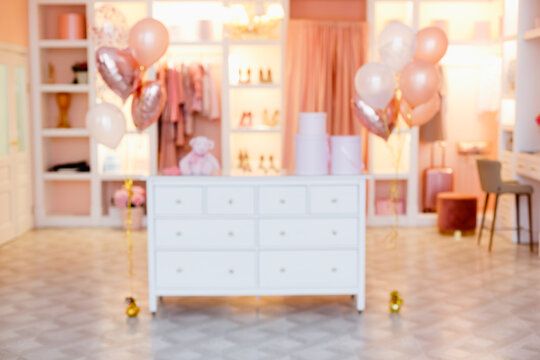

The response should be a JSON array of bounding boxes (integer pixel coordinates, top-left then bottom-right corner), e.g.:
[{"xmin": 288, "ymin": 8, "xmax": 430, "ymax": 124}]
[{"xmin": 56, "ymin": 92, "xmax": 72, "ymax": 128}]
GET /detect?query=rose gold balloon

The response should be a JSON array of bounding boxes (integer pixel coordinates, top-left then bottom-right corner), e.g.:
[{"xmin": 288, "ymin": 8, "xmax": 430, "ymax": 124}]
[
  {"xmin": 399, "ymin": 61, "xmax": 440, "ymax": 108},
  {"xmin": 352, "ymin": 96, "xmax": 399, "ymax": 141},
  {"xmin": 96, "ymin": 46, "xmax": 141, "ymax": 102},
  {"xmin": 131, "ymin": 81, "xmax": 166, "ymax": 131},
  {"xmin": 414, "ymin": 26, "xmax": 448, "ymax": 64},
  {"xmin": 400, "ymin": 94, "xmax": 441, "ymax": 127},
  {"xmin": 128, "ymin": 18, "xmax": 169, "ymax": 68}
]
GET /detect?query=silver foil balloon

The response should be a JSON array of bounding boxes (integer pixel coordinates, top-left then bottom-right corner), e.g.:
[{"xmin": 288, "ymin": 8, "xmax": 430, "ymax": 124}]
[
  {"xmin": 96, "ymin": 46, "xmax": 141, "ymax": 102},
  {"xmin": 351, "ymin": 96, "xmax": 398, "ymax": 141},
  {"xmin": 131, "ymin": 80, "xmax": 166, "ymax": 131}
]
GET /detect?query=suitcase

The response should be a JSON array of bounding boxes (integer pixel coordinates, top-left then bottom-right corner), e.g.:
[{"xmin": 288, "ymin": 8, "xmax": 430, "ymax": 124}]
[{"xmin": 423, "ymin": 141, "xmax": 453, "ymax": 212}]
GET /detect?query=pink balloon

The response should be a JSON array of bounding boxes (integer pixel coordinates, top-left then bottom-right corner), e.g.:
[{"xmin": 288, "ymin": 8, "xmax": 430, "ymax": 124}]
[
  {"xmin": 352, "ymin": 96, "xmax": 399, "ymax": 141},
  {"xmin": 131, "ymin": 81, "xmax": 166, "ymax": 131},
  {"xmin": 400, "ymin": 94, "xmax": 441, "ymax": 127},
  {"xmin": 128, "ymin": 18, "xmax": 169, "ymax": 68},
  {"xmin": 399, "ymin": 61, "xmax": 440, "ymax": 108},
  {"xmin": 415, "ymin": 27, "xmax": 448, "ymax": 64},
  {"xmin": 96, "ymin": 46, "xmax": 141, "ymax": 102},
  {"xmin": 86, "ymin": 102, "xmax": 126, "ymax": 149}
]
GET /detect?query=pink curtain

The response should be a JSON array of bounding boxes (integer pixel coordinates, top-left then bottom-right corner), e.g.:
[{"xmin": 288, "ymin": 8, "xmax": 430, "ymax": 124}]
[{"xmin": 283, "ymin": 19, "xmax": 369, "ymax": 170}]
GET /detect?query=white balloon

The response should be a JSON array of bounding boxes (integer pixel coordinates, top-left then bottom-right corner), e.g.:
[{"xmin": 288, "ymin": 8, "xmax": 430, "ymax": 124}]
[
  {"xmin": 86, "ymin": 102, "xmax": 126, "ymax": 149},
  {"xmin": 378, "ymin": 21, "xmax": 417, "ymax": 73},
  {"xmin": 354, "ymin": 62, "xmax": 395, "ymax": 110}
]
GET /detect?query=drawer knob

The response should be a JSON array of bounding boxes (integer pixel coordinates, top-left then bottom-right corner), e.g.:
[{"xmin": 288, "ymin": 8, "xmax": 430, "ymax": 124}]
[
  {"xmin": 280, "ymin": 199, "xmax": 286, "ymax": 204},
  {"xmin": 229, "ymin": 269, "xmax": 235, "ymax": 274},
  {"xmin": 332, "ymin": 230, "xmax": 337, "ymax": 236},
  {"xmin": 228, "ymin": 199, "xmax": 234, "ymax": 205},
  {"xmin": 280, "ymin": 231, "xmax": 286, "ymax": 236},
  {"xmin": 331, "ymin": 267, "xmax": 337, "ymax": 272},
  {"xmin": 176, "ymin": 199, "xmax": 182, "ymax": 204},
  {"xmin": 280, "ymin": 267, "xmax": 286, "ymax": 273},
  {"xmin": 177, "ymin": 267, "xmax": 183, "ymax": 273},
  {"xmin": 331, "ymin": 198, "xmax": 338, "ymax": 204},
  {"xmin": 176, "ymin": 231, "xmax": 182, "ymax": 237},
  {"xmin": 228, "ymin": 231, "xmax": 234, "ymax": 237}
]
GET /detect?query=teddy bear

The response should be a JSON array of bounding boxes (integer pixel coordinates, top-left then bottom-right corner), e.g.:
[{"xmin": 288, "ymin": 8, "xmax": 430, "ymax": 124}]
[{"xmin": 179, "ymin": 136, "xmax": 220, "ymax": 176}]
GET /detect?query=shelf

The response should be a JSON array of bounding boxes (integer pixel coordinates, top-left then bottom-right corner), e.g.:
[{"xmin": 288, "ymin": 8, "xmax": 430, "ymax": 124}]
[
  {"xmin": 231, "ymin": 128, "xmax": 281, "ymax": 134},
  {"xmin": 229, "ymin": 84, "xmax": 280, "ymax": 89},
  {"xmin": 501, "ymin": 123, "xmax": 515, "ymax": 133},
  {"xmin": 169, "ymin": 40, "xmax": 222, "ymax": 46},
  {"xmin": 43, "ymin": 172, "xmax": 91, "ymax": 181},
  {"xmin": 100, "ymin": 174, "xmax": 148, "ymax": 181},
  {"xmin": 524, "ymin": 28, "xmax": 540, "ymax": 40},
  {"xmin": 40, "ymin": 84, "xmax": 89, "ymax": 93},
  {"xmin": 449, "ymin": 40, "xmax": 500, "ymax": 47},
  {"xmin": 372, "ymin": 173, "xmax": 409, "ymax": 180},
  {"xmin": 229, "ymin": 40, "xmax": 280, "ymax": 46},
  {"xmin": 39, "ymin": 39, "xmax": 88, "ymax": 48},
  {"xmin": 42, "ymin": 128, "xmax": 89, "ymax": 137}
]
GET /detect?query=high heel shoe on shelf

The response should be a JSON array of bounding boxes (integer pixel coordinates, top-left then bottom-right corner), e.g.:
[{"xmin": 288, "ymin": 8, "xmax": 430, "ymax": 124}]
[
  {"xmin": 259, "ymin": 68, "xmax": 272, "ymax": 84},
  {"xmin": 238, "ymin": 112, "xmax": 253, "ymax": 128},
  {"xmin": 238, "ymin": 68, "xmax": 251, "ymax": 84},
  {"xmin": 262, "ymin": 109, "xmax": 279, "ymax": 127}
]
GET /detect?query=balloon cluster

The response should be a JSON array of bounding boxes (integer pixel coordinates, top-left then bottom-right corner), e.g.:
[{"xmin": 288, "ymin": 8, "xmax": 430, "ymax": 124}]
[
  {"xmin": 86, "ymin": 18, "xmax": 169, "ymax": 149},
  {"xmin": 353, "ymin": 22, "xmax": 448, "ymax": 140}
]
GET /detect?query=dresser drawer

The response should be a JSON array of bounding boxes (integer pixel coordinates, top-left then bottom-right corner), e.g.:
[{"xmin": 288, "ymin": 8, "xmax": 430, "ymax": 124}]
[
  {"xmin": 309, "ymin": 186, "xmax": 358, "ymax": 214},
  {"xmin": 155, "ymin": 219, "xmax": 255, "ymax": 249},
  {"xmin": 156, "ymin": 252, "xmax": 256, "ymax": 289},
  {"xmin": 259, "ymin": 186, "xmax": 307, "ymax": 215},
  {"xmin": 154, "ymin": 186, "xmax": 203, "ymax": 215},
  {"xmin": 207, "ymin": 186, "xmax": 255, "ymax": 214},
  {"xmin": 516, "ymin": 153, "xmax": 540, "ymax": 181},
  {"xmin": 259, "ymin": 251, "xmax": 357, "ymax": 289},
  {"xmin": 259, "ymin": 219, "xmax": 357, "ymax": 248}
]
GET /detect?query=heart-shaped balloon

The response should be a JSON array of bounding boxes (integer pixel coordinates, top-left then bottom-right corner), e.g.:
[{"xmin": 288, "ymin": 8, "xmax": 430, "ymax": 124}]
[
  {"xmin": 352, "ymin": 96, "xmax": 399, "ymax": 141},
  {"xmin": 96, "ymin": 46, "xmax": 141, "ymax": 102},
  {"xmin": 131, "ymin": 80, "xmax": 166, "ymax": 131}
]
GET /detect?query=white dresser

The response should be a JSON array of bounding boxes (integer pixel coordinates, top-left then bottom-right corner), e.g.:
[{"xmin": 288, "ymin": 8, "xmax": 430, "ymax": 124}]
[{"xmin": 146, "ymin": 175, "xmax": 369, "ymax": 313}]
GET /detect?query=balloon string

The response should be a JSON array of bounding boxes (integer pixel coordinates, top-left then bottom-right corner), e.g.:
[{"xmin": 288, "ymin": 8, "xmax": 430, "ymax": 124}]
[{"xmin": 124, "ymin": 178, "xmax": 134, "ymax": 299}]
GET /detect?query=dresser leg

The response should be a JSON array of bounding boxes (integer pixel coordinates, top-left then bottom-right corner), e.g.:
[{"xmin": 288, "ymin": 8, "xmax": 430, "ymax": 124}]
[
  {"xmin": 356, "ymin": 294, "xmax": 365, "ymax": 313},
  {"xmin": 149, "ymin": 295, "xmax": 158, "ymax": 314}
]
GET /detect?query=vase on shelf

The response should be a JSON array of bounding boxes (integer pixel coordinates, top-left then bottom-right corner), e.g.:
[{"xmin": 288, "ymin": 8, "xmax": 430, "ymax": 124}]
[
  {"xmin": 120, "ymin": 207, "xmax": 144, "ymax": 231},
  {"xmin": 75, "ymin": 71, "xmax": 88, "ymax": 84},
  {"xmin": 56, "ymin": 92, "xmax": 71, "ymax": 128}
]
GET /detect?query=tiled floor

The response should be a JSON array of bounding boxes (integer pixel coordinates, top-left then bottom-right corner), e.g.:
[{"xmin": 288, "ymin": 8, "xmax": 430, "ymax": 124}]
[{"xmin": 0, "ymin": 227, "xmax": 539, "ymax": 360}]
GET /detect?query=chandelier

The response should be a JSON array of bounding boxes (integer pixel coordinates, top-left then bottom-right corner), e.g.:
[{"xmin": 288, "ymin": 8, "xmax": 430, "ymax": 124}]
[{"xmin": 224, "ymin": 2, "xmax": 285, "ymax": 39}]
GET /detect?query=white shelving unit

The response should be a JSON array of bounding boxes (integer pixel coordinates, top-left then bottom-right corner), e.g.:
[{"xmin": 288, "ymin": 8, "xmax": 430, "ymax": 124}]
[
  {"xmin": 498, "ymin": 0, "xmax": 540, "ymax": 247},
  {"xmin": 30, "ymin": 0, "xmax": 288, "ymax": 227},
  {"xmin": 367, "ymin": 0, "xmax": 503, "ymax": 227}
]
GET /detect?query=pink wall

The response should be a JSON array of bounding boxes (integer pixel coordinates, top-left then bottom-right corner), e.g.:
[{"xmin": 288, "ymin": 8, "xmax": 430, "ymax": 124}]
[
  {"xmin": 0, "ymin": 0, "xmax": 28, "ymax": 46},
  {"xmin": 290, "ymin": 0, "xmax": 366, "ymax": 21}
]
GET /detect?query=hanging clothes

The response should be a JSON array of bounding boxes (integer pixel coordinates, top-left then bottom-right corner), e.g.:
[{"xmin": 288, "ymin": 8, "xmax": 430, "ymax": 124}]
[{"xmin": 157, "ymin": 61, "xmax": 221, "ymax": 172}]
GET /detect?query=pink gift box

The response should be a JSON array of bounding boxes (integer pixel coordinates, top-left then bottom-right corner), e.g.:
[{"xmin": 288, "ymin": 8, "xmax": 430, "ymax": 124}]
[
  {"xmin": 376, "ymin": 198, "xmax": 405, "ymax": 215},
  {"xmin": 58, "ymin": 13, "xmax": 86, "ymax": 40}
]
